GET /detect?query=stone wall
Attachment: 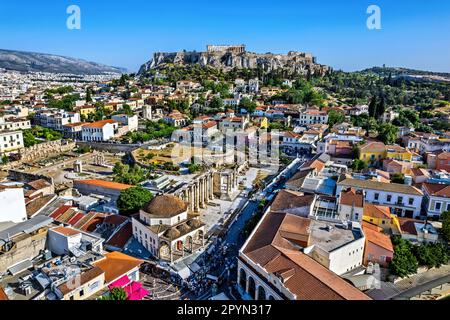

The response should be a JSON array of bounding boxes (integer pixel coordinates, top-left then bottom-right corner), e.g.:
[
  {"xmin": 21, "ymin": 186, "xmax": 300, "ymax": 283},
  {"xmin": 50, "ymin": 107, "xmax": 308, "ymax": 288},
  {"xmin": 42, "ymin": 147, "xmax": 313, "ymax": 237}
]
[
  {"xmin": 7, "ymin": 170, "xmax": 54, "ymax": 185},
  {"xmin": 76, "ymin": 141, "xmax": 139, "ymax": 153},
  {"xmin": 0, "ymin": 230, "xmax": 48, "ymax": 273},
  {"xmin": 19, "ymin": 140, "xmax": 76, "ymax": 162}
]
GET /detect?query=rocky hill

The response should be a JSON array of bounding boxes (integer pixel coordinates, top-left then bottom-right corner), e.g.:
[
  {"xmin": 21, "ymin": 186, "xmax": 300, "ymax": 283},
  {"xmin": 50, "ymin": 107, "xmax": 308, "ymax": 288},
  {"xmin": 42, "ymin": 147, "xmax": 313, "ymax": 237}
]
[
  {"xmin": 0, "ymin": 49, "xmax": 126, "ymax": 75},
  {"xmin": 138, "ymin": 47, "xmax": 330, "ymax": 77}
]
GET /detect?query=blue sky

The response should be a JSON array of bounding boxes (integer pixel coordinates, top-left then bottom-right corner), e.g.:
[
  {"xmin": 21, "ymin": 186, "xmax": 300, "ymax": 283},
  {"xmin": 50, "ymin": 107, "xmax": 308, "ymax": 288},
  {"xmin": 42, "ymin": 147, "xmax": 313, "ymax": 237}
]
[{"xmin": 0, "ymin": 0, "xmax": 449, "ymax": 72}]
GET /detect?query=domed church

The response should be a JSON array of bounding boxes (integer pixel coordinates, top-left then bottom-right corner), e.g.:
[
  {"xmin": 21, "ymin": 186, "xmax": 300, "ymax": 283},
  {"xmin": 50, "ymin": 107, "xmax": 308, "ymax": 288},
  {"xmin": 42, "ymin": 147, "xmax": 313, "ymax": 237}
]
[{"xmin": 131, "ymin": 194, "xmax": 205, "ymax": 263}]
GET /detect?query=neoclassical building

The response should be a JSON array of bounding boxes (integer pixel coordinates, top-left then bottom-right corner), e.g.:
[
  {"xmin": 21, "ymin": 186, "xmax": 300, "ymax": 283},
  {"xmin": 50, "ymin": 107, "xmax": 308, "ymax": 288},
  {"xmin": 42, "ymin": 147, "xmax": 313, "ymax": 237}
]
[{"xmin": 132, "ymin": 195, "xmax": 205, "ymax": 263}]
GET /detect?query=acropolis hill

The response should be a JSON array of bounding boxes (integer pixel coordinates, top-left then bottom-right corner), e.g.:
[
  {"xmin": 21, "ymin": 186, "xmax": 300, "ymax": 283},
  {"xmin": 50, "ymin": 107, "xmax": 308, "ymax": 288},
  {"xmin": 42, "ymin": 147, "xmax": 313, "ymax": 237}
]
[{"xmin": 138, "ymin": 45, "xmax": 330, "ymax": 76}]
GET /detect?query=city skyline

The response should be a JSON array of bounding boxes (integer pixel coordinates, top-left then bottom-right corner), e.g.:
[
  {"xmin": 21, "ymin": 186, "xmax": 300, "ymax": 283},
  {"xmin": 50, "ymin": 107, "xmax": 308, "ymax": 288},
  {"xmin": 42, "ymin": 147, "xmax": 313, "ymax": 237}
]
[{"xmin": 0, "ymin": 0, "xmax": 449, "ymax": 72}]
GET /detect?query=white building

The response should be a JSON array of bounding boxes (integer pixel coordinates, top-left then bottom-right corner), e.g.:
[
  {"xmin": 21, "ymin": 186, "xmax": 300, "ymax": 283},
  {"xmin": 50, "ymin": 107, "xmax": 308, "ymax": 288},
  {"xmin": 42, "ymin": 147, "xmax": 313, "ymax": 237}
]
[
  {"xmin": 422, "ymin": 183, "xmax": 450, "ymax": 219},
  {"xmin": 34, "ymin": 109, "xmax": 80, "ymax": 131},
  {"xmin": 111, "ymin": 114, "xmax": 138, "ymax": 132},
  {"xmin": 0, "ymin": 130, "xmax": 24, "ymax": 154},
  {"xmin": 298, "ymin": 109, "xmax": 328, "ymax": 125},
  {"xmin": 81, "ymin": 120, "xmax": 118, "ymax": 142},
  {"xmin": 47, "ymin": 226, "xmax": 103, "ymax": 256},
  {"xmin": 132, "ymin": 195, "xmax": 205, "ymax": 263},
  {"xmin": 305, "ymin": 220, "xmax": 365, "ymax": 276},
  {"xmin": 0, "ymin": 118, "xmax": 31, "ymax": 131},
  {"xmin": 337, "ymin": 178, "xmax": 424, "ymax": 218},
  {"xmin": 0, "ymin": 183, "xmax": 27, "ymax": 223}
]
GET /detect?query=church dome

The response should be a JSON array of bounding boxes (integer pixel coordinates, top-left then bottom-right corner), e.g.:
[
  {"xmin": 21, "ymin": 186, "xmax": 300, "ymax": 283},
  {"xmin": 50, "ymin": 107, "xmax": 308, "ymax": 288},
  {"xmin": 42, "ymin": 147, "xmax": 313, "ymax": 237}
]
[{"xmin": 142, "ymin": 194, "xmax": 188, "ymax": 218}]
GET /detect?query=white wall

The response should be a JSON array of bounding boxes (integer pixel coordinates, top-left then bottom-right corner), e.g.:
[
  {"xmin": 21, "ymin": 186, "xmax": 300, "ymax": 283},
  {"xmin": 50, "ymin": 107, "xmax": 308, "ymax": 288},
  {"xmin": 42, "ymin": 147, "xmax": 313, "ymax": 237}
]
[
  {"xmin": 0, "ymin": 187, "xmax": 27, "ymax": 223},
  {"xmin": 47, "ymin": 230, "xmax": 82, "ymax": 256}
]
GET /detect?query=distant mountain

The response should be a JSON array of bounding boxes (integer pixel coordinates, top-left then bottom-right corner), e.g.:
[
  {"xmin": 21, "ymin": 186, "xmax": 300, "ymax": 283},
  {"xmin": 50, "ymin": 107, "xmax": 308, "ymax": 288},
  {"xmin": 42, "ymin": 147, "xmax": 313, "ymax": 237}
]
[
  {"xmin": 360, "ymin": 66, "xmax": 450, "ymax": 82},
  {"xmin": 0, "ymin": 49, "xmax": 126, "ymax": 75}
]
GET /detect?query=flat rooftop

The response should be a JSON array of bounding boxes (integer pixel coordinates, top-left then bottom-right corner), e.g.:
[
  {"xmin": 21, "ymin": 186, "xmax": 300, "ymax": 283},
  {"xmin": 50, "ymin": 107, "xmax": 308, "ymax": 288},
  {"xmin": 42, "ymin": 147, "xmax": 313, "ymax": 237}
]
[{"xmin": 309, "ymin": 220, "xmax": 362, "ymax": 252}]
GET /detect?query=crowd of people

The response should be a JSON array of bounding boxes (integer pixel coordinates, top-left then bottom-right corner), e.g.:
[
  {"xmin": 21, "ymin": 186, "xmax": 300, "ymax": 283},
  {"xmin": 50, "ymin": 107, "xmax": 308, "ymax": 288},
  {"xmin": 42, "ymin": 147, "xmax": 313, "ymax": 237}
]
[{"xmin": 181, "ymin": 238, "xmax": 236, "ymax": 299}]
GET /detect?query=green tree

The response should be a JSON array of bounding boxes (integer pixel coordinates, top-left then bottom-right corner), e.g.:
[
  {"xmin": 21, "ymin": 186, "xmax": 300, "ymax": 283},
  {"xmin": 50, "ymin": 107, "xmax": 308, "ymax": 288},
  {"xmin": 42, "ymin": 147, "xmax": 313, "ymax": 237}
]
[
  {"xmin": 100, "ymin": 287, "xmax": 128, "ymax": 300},
  {"xmin": 412, "ymin": 243, "xmax": 449, "ymax": 268},
  {"xmin": 117, "ymin": 186, "xmax": 153, "ymax": 216},
  {"xmin": 209, "ymin": 97, "xmax": 224, "ymax": 111},
  {"xmin": 239, "ymin": 97, "xmax": 257, "ymax": 113},
  {"xmin": 441, "ymin": 211, "xmax": 450, "ymax": 242},
  {"xmin": 86, "ymin": 87, "xmax": 93, "ymax": 103},
  {"xmin": 391, "ymin": 173, "xmax": 405, "ymax": 184},
  {"xmin": 1, "ymin": 155, "xmax": 9, "ymax": 165},
  {"xmin": 378, "ymin": 123, "xmax": 399, "ymax": 144},
  {"xmin": 113, "ymin": 163, "xmax": 149, "ymax": 185},
  {"xmin": 328, "ymin": 109, "xmax": 345, "ymax": 128},
  {"xmin": 390, "ymin": 237, "xmax": 418, "ymax": 277},
  {"xmin": 351, "ymin": 159, "xmax": 368, "ymax": 171}
]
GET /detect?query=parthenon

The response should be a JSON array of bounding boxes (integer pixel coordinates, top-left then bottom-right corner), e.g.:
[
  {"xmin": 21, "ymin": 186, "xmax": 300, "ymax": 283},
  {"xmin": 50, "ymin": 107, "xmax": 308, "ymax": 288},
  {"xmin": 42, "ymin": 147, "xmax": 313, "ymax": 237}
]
[{"xmin": 206, "ymin": 45, "xmax": 246, "ymax": 54}]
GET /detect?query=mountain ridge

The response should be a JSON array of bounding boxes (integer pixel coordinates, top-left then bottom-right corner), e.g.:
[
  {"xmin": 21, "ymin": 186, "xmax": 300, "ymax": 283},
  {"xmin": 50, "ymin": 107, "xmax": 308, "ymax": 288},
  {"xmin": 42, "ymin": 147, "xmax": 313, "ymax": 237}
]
[{"xmin": 0, "ymin": 48, "xmax": 126, "ymax": 75}]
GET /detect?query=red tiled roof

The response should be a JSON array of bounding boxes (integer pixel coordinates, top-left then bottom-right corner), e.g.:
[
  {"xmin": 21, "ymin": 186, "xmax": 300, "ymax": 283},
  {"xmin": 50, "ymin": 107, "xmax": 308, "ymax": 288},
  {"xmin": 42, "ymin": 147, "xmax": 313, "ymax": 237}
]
[
  {"xmin": 363, "ymin": 203, "xmax": 391, "ymax": 219},
  {"xmin": 67, "ymin": 212, "xmax": 86, "ymax": 226},
  {"xmin": 422, "ymin": 183, "xmax": 450, "ymax": 198},
  {"xmin": 242, "ymin": 210, "xmax": 370, "ymax": 300},
  {"xmin": 363, "ymin": 226, "xmax": 394, "ymax": 252},
  {"xmin": 106, "ymin": 222, "xmax": 132, "ymax": 249},
  {"xmin": 340, "ymin": 188, "xmax": 364, "ymax": 208},
  {"xmin": 84, "ymin": 119, "xmax": 117, "ymax": 129},
  {"xmin": 50, "ymin": 205, "xmax": 72, "ymax": 219},
  {"xmin": 75, "ymin": 179, "xmax": 132, "ymax": 191}
]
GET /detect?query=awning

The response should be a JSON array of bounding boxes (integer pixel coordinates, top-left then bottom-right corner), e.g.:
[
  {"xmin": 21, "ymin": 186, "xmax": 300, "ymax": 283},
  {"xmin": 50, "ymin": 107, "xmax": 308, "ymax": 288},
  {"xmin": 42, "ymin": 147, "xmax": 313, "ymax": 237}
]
[
  {"xmin": 126, "ymin": 282, "xmax": 149, "ymax": 301},
  {"xmin": 109, "ymin": 275, "xmax": 131, "ymax": 289},
  {"xmin": 177, "ymin": 267, "xmax": 191, "ymax": 280},
  {"xmin": 7, "ymin": 259, "xmax": 32, "ymax": 276},
  {"xmin": 189, "ymin": 262, "xmax": 201, "ymax": 273}
]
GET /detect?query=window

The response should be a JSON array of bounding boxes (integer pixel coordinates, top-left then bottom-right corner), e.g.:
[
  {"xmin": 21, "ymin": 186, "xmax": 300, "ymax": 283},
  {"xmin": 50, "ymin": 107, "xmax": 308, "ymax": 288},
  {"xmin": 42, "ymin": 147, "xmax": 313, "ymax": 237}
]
[
  {"xmin": 386, "ymin": 195, "xmax": 392, "ymax": 202},
  {"xmin": 447, "ymin": 203, "xmax": 450, "ymax": 212},
  {"xmin": 408, "ymin": 198, "xmax": 414, "ymax": 206},
  {"xmin": 79, "ymin": 289, "xmax": 84, "ymax": 297},
  {"xmin": 397, "ymin": 196, "xmax": 403, "ymax": 205},
  {"xmin": 435, "ymin": 202, "xmax": 442, "ymax": 211},
  {"xmin": 374, "ymin": 193, "xmax": 379, "ymax": 201}
]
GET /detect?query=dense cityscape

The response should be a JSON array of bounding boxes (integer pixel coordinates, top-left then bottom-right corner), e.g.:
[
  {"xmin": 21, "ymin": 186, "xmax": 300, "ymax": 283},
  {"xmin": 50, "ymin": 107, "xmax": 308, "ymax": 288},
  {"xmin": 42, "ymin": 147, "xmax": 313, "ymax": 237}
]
[{"xmin": 0, "ymin": 42, "xmax": 449, "ymax": 304}]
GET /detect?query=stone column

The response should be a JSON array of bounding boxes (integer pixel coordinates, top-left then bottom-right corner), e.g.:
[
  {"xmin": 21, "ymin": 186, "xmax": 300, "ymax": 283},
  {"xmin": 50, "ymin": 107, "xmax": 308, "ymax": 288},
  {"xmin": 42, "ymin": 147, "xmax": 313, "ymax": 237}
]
[
  {"xmin": 208, "ymin": 174, "xmax": 214, "ymax": 200},
  {"xmin": 200, "ymin": 179, "xmax": 205, "ymax": 208},
  {"xmin": 194, "ymin": 184, "xmax": 200, "ymax": 212},
  {"xmin": 198, "ymin": 179, "xmax": 202, "ymax": 208}
]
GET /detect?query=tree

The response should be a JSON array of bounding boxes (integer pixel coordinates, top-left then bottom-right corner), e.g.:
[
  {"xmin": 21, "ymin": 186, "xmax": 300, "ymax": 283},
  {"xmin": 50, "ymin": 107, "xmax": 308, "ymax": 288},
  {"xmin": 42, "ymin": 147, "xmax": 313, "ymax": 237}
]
[
  {"xmin": 368, "ymin": 96, "xmax": 377, "ymax": 118},
  {"xmin": 412, "ymin": 243, "xmax": 449, "ymax": 268},
  {"xmin": 100, "ymin": 287, "xmax": 128, "ymax": 300},
  {"xmin": 390, "ymin": 237, "xmax": 418, "ymax": 277},
  {"xmin": 391, "ymin": 173, "xmax": 405, "ymax": 184},
  {"xmin": 376, "ymin": 96, "xmax": 386, "ymax": 119},
  {"xmin": 441, "ymin": 211, "xmax": 450, "ymax": 242},
  {"xmin": 1, "ymin": 155, "xmax": 9, "ymax": 165},
  {"xmin": 209, "ymin": 97, "xmax": 224, "ymax": 111},
  {"xmin": 328, "ymin": 109, "xmax": 345, "ymax": 128},
  {"xmin": 86, "ymin": 87, "xmax": 93, "ymax": 103},
  {"xmin": 351, "ymin": 159, "xmax": 368, "ymax": 171},
  {"xmin": 378, "ymin": 123, "xmax": 399, "ymax": 144},
  {"xmin": 113, "ymin": 163, "xmax": 149, "ymax": 185},
  {"xmin": 117, "ymin": 186, "xmax": 153, "ymax": 216},
  {"xmin": 239, "ymin": 97, "xmax": 257, "ymax": 113}
]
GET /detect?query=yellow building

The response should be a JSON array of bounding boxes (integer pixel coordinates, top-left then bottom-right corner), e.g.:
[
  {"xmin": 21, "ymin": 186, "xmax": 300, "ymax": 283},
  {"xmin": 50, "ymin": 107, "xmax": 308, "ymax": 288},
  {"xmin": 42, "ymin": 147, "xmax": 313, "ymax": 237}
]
[
  {"xmin": 362, "ymin": 203, "xmax": 392, "ymax": 231},
  {"xmin": 359, "ymin": 141, "xmax": 386, "ymax": 167},
  {"xmin": 78, "ymin": 106, "xmax": 96, "ymax": 117},
  {"xmin": 257, "ymin": 117, "xmax": 269, "ymax": 129},
  {"xmin": 386, "ymin": 145, "xmax": 413, "ymax": 162}
]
